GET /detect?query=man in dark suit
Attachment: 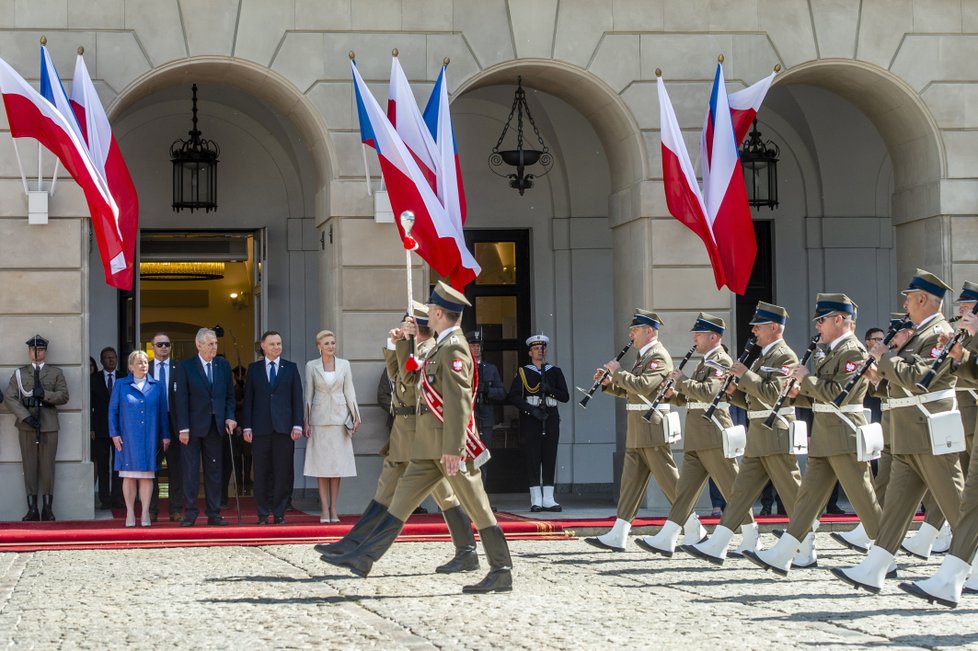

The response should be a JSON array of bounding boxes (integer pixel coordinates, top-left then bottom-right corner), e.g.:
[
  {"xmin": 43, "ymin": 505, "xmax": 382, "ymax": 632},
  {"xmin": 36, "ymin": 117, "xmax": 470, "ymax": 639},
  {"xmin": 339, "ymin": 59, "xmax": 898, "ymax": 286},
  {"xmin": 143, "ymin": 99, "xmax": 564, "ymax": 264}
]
[
  {"xmin": 90, "ymin": 346, "xmax": 123, "ymax": 510},
  {"xmin": 148, "ymin": 332, "xmax": 183, "ymax": 522},
  {"xmin": 241, "ymin": 330, "xmax": 304, "ymax": 524},
  {"xmin": 174, "ymin": 327, "xmax": 237, "ymax": 526}
]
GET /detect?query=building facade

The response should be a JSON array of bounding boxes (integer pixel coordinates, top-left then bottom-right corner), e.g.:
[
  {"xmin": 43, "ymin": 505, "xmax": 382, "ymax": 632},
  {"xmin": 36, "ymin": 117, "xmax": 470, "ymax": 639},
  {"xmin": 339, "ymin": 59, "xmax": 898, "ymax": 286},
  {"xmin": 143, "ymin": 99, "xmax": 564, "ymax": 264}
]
[{"xmin": 0, "ymin": 0, "xmax": 973, "ymax": 519}]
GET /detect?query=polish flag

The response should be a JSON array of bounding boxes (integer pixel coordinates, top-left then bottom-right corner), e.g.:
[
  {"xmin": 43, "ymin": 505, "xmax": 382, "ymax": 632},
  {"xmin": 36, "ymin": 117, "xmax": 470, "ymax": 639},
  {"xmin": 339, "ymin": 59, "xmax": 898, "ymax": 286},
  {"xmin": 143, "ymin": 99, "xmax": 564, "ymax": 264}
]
[
  {"xmin": 351, "ymin": 60, "xmax": 480, "ymax": 289},
  {"xmin": 387, "ymin": 56, "xmax": 437, "ymax": 191},
  {"xmin": 0, "ymin": 55, "xmax": 123, "ymax": 280},
  {"xmin": 699, "ymin": 64, "xmax": 756, "ymax": 295},
  {"xmin": 69, "ymin": 53, "xmax": 138, "ymax": 290},
  {"xmin": 657, "ymin": 77, "xmax": 725, "ymax": 290},
  {"xmin": 422, "ymin": 65, "xmax": 467, "ymax": 224}
]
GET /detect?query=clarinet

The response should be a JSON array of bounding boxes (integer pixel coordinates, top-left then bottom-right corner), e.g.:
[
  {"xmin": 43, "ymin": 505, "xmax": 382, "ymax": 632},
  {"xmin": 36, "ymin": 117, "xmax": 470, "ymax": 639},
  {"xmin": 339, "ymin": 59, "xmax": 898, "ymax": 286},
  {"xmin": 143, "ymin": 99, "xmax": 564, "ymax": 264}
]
[
  {"xmin": 642, "ymin": 345, "xmax": 695, "ymax": 422},
  {"xmin": 917, "ymin": 308, "xmax": 978, "ymax": 390},
  {"xmin": 832, "ymin": 314, "xmax": 909, "ymax": 406},
  {"xmin": 703, "ymin": 336, "xmax": 757, "ymax": 420},
  {"xmin": 579, "ymin": 342, "xmax": 633, "ymax": 408},
  {"xmin": 763, "ymin": 334, "xmax": 820, "ymax": 429}
]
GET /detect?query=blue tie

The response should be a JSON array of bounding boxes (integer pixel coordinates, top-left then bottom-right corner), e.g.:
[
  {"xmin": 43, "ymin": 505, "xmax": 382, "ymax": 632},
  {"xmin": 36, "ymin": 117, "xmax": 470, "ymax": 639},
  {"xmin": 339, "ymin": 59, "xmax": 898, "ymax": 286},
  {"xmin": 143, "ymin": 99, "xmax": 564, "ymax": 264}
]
[
  {"xmin": 206, "ymin": 361, "xmax": 213, "ymax": 385},
  {"xmin": 159, "ymin": 363, "xmax": 168, "ymax": 409},
  {"xmin": 269, "ymin": 360, "xmax": 277, "ymax": 386}
]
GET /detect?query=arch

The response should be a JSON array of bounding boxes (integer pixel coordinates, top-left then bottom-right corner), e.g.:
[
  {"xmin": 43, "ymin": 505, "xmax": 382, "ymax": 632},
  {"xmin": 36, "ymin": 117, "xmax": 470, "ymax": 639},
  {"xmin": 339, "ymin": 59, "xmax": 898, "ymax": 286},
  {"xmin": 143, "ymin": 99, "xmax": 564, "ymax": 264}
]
[
  {"xmin": 106, "ymin": 56, "xmax": 335, "ymax": 185},
  {"xmin": 773, "ymin": 59, "xmax": 944, "ymax": 215},
  {"xmin": 454, "ymin": 59, "xmax": 647, "ymax": 192}
]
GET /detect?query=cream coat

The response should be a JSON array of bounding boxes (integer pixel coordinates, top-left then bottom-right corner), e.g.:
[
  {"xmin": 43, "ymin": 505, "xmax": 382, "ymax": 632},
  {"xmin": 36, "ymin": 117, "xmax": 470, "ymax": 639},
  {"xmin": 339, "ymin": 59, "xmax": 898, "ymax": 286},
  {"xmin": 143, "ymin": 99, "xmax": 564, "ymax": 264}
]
[{"xmin": 304, "ymin": 357, "xmax": 359, "ymax": 427}]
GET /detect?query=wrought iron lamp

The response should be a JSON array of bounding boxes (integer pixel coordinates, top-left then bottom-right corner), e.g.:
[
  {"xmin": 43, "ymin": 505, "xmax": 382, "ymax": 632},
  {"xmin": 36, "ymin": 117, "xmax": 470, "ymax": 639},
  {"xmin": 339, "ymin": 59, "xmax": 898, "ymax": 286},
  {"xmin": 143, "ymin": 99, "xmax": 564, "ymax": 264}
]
[
  {"xmin": 740, "ymin": 118, "xmax": 779, "ymax": 210},
  {"xmin": 488, "ymin": 77, "xmax": 553, "ymax": 195},
  {"xmin": 170, "ymin": 84, "xmax": 219, "ymax": 213}
]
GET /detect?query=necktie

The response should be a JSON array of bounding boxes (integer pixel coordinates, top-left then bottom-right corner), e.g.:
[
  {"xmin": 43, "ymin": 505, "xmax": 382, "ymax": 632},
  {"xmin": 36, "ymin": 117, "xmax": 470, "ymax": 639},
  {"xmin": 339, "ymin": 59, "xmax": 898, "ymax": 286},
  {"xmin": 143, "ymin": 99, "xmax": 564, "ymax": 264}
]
[
  {"xmin": 206, "ymin": 362, "xmax": 213, "ymax": 385},
  {"xmin": 107, "ymin": 373, "xmax": 113, "ymax": 392},
  {"xmin": 159, "ymin": 363, "xmax": 168, "ymax": 409},
  {"xmin": 269, "ymin": 361, "xmax": 277, "ymax": 385},
  {"xmin": 33, "ymin": 366, "xmax": 40, "ymax": 394}
]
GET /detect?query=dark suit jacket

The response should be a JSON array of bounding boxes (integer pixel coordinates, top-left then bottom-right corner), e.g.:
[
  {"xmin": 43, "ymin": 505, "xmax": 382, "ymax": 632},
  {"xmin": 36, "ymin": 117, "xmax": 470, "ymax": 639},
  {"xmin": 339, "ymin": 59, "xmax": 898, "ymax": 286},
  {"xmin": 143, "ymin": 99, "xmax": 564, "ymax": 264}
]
[
  {"xmin": 241, "ymin": 357, "xmax": 304, "ymax": 435},
  {"xmin": 149, "ymin": 358, "xmax": 178, "ymax": 433},
  {"xmin": 90, "ymin": 369, "xmax": 124, "ymax": 438},
  {"xmin": 174, "ymin": 355, "xmax": 236, "ymax": 437}
]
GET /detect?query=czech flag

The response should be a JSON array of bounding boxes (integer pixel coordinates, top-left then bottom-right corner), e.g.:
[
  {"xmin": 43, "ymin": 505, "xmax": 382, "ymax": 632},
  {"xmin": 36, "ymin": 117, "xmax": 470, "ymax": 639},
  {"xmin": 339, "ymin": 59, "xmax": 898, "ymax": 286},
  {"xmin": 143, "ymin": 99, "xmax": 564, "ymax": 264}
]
[
  {"xmin": 352, "ymin": 59, "xmax": 480, "ymax": 289},
  {"xmin": 68, "ymin": 52, "xmax": 138, "ymax": 290},
  {"xmin": 387, "ymin": 56, "xmax": 438, "ymax": 191},
  {"xmin": 422, "ymin": 65, "xmax": 467, "ymax": 224}
]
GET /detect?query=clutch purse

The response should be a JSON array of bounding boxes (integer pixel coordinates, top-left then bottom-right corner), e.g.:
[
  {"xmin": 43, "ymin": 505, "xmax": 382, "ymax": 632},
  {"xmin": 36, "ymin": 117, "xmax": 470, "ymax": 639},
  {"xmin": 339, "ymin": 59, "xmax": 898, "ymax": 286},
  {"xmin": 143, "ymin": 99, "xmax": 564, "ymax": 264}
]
[{"xmin": 344, "ymin": 410, "xmax": 356, "ymax": 434}]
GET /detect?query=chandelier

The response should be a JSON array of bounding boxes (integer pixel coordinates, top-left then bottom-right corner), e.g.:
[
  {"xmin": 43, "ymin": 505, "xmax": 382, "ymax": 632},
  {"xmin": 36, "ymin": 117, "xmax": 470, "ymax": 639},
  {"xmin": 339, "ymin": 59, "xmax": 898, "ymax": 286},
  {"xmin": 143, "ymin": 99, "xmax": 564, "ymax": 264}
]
[
  {"xmin": 740, "ymin": 118, "xmax": 780, "ymax": 210},
  {"xmin": 488, "ymin": 77, "xmax": 553, "ymax": 195},
  {"xmin": 139, "ymin": 262, "xmax": 225, "ymax": 281},
  {"xmin": 170, "ymin": 84, "xmax": 220, "ymax": 213}
]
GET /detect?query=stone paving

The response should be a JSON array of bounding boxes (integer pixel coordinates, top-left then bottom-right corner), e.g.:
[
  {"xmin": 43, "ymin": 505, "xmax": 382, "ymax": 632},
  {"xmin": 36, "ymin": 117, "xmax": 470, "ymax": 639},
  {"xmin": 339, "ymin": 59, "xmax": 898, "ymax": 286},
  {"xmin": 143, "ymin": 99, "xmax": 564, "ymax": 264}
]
[{"xmin": 0, "ymin": 533, "xmax": 976, "ymax": 650}]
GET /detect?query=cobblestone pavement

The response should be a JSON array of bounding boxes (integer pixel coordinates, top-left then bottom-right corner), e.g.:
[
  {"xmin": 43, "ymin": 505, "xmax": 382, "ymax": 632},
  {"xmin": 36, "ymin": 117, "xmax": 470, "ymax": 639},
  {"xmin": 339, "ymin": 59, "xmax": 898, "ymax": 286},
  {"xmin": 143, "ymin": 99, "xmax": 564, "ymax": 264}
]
[{"xmin": 0, "ymin": 533, "xmax": 976, "ymax": 650}]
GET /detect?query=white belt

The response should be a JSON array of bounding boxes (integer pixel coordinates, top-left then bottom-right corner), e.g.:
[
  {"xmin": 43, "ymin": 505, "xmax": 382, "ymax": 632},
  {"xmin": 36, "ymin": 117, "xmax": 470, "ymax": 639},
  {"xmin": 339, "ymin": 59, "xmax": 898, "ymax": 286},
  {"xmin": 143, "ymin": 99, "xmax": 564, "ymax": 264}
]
[
  {"xmin": 687, "ymin": 401, "xmax": 728, "ymax": 410},
  {"xmin": 526, "ymin": 396, "xmax": 542, "ymax": 406},
  {"xmin": 887, "ymin": 389, "xmax": 955, "ymax": 410},
  {"xmin": 626, "ymin": 404, "xmax": 670, "ymax": 412},
  {"xmin": 811, "ymin": 403, "xmax": 863, "ymax": 414},
  {"xmin": 880, "ymin": 400, "xmax": 890, "ymax": 412},
  {"xmin": 747, "ymin": 407, "xmax": 793, "ymax": 419}
]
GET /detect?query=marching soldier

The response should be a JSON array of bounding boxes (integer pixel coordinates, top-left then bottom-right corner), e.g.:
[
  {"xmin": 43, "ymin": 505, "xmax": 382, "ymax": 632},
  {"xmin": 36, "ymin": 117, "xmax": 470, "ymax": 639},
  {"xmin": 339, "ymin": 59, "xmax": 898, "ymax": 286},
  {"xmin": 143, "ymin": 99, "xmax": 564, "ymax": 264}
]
[
  {"xmin": 4, "ymin": 335, "xmax": 69, "ymax": 521},
  {"xmin": 509, "ymin": 333, "xmax": 569, "ymax": 512},
  {"xmin": 901, "ymin": 281, "xmax": 978, "ymax": 558},
  {"xmin": 832, "ymin": 269, "xmax": 965, "ymax": 594},
  {"xmin": 745, "ymin": 294, "xmax": 884, "ymax": 575},
  {"xmin": 584, "ymin": 309, "xmax": 687, "ymax": 552},
  {"xmin": 635, "ymin": 313, "xmax": 759, "ymax": 558},
  {"xmin": 317, "ymin": 303, "xmax": 480, "ymax": 575},
  {"xmin": 685, "ymin": 302, "xmax": 806, "ymax": 566},
  {"xmin": 323, "ymin": 282, "xmax": 513, "ymax": 594},
  {"xmin": 901, "ymin": 306, "xmax": 978, "ymax": 607}
]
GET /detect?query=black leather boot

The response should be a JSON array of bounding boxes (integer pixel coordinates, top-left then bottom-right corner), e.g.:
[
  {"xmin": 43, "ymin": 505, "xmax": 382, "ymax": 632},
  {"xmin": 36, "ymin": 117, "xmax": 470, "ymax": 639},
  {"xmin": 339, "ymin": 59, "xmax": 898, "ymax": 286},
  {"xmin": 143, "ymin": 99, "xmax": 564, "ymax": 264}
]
[
  {"xmin": 22, "ymin": 495, "xmax": 40, "ymax": 522},
  {"xmin": 315, "ymin": 500, "xmax": 387, "ymax": 556},
  {"xmin": 320, "ymin": 513, "xmax": 404, "ymax": 578},
  {"xmin": 463, "ymin": 525, "xmax": 513, "ymax": 593},
  {"xmin": 436, "ymin": 506, "xmax": 480, "ymax": 573},
  {"xmin": 41, "ymin": 495, "xmax": 55, "ymax": 521}
]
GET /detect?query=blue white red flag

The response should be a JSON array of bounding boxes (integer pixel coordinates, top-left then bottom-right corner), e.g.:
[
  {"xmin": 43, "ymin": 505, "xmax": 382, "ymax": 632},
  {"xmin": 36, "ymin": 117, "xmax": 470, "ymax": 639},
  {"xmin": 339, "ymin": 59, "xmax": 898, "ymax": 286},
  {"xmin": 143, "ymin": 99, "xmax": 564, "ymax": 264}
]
[
  {"xmin": 423, "ymin": 65, "xmax": 467, "ymax": 224},
  {"xmin": 70, "ymin": 53, "xmax": 138, "ymax": 290},
  {"xmin": 351, "ymin": 60, "xmax": 480, "ymax": 288}
]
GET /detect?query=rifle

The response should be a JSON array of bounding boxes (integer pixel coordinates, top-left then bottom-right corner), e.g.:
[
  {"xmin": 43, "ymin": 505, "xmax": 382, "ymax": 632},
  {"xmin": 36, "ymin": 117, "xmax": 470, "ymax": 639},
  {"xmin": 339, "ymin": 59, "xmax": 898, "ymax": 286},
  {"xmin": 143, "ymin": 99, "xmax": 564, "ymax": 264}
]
[
  {"xmin": 578, "ymin": 342, "xmax": 633, "ymax": 408},
  {"xmin": 642, "ymin": 345, "xmax": 695, "ymax": 422},
  {"xmin": 917, "ymin": 309, "xmax": 978, "ymax": 390},
  {"xmin": 763, "ymin": 334, "xmax": 821, "ymax": 428},
  {"xmin": 832, "ymin": 314, "xmax": 910, "ymax": 406},
  {"xmin": 703, "ymin": 336, "xmax": 758, "ymax": 420}
]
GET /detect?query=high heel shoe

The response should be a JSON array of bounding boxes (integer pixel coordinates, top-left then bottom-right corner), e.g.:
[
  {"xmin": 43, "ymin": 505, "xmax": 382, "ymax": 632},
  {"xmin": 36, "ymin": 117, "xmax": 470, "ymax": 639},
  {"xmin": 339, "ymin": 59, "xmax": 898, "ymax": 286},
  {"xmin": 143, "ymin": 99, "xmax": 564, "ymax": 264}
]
[
  {"xmin": 141, "ymin": 517, "xmax": 152, "ymax": 527},
  {"xmin": 125, "ymin": 515, "xmax": 136, "ymax": 528}
]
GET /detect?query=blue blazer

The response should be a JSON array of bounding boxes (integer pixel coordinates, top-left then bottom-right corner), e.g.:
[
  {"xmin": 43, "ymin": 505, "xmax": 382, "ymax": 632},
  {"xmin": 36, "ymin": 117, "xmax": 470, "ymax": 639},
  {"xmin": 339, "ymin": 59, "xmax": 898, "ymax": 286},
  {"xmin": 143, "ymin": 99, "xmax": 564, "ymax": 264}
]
[
  {"xmin": 174, "ymin": 355, "xmax": 236, "ymax": 437},
  {"xmin": 109, "ymin": 374, "xmax": 170, "ymax": 472},
  {"xmin": 241, "ymin": 358, "xmax": 304, "ymax": 435}
]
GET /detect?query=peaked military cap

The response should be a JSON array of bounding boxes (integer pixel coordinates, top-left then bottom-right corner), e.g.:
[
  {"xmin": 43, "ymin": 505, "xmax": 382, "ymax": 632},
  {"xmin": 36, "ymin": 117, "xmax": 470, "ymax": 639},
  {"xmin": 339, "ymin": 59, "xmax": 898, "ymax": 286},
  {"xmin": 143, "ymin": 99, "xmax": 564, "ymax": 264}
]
[
  {"xmin": 955, "ymin": 281, "xmax": 978, "ymax": 303},
  {"xmin": 749, "ymin": 301, "xmax": 788, "ymax": 325},
  {"xmin": 428, "ymin": 280, "xmax": 471, "ymax": 312},
  {"xmin": 412, "ymin": 301, "xmax": 429, "ymax": 326},
  {"xmin": 630, "ymin": 309, "xmax": 663, "ymax": 329},
  {"xmin": 526, "ymin": 333, "xmax": 550, "ymax": 347},
  {"xmin": 26, "ymin": 334, "xmax": 48, "ymax": 348},
  {"xmin": 901, "ymin": 268, "xmax": 951, "ymax": 298},
  {"xmin": 466, "ymin": 330, "xmax": 483, "ymax": 343},
  {"xmin": 690, "ymin": 312, "xmax": 725, "ymax": 334},
  {"xmin": 812, "ymin": 293, "xmax": 857, "ymax": 320},
  {"xmin": 890, "ymin": 312, "xmax": 911, "ymax": 330}
]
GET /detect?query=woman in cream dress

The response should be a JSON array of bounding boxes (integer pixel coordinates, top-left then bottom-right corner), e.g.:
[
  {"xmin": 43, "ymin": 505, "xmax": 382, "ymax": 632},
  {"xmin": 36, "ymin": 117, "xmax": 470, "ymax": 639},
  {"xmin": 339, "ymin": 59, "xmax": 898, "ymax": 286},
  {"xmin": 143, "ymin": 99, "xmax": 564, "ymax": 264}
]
[{"xmin": 304, "ymin": 330, "xmax": 360, "ymax": 523}]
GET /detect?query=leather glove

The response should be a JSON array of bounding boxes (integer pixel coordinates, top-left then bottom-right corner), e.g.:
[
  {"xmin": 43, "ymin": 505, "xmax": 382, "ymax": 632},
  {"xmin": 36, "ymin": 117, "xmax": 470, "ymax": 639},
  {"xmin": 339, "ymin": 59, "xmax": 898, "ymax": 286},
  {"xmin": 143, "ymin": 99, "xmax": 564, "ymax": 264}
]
[
  {"xmin": 33, "ymin": 384, "xmax": 45, "ymax": 400},
  {"xmin": 531, "ymin": 406, "xmax": 548, "ymax": 422},
  {"xmin": 23, "ymin": 415, "xmax": 41, "ymax": 430}
]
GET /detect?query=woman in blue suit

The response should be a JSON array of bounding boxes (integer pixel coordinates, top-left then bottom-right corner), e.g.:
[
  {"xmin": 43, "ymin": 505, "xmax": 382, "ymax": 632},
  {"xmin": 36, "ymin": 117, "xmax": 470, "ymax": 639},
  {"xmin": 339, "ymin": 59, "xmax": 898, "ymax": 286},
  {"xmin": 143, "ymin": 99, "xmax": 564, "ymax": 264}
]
[{"xmin": 110, "ymin": 350, "xmax": 171, "ymax": 527}]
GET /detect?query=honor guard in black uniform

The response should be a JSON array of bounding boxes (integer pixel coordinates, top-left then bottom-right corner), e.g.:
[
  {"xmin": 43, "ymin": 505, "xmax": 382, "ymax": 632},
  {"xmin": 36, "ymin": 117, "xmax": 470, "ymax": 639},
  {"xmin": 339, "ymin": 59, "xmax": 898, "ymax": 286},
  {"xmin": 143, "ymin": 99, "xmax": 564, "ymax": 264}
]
[
  {"xmin": 467, "ymin": 331, "xmax": 506, "ymax": 490},
  {"xmin": 508, "ymin": 334, "xmax": 570, "ymax": 511}
]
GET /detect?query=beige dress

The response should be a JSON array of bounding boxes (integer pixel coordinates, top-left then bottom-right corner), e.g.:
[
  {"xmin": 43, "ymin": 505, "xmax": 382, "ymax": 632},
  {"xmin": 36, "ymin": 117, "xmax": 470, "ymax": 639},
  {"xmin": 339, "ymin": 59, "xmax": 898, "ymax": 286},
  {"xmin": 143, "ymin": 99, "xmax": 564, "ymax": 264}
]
[{"xmin": 303, "ymin": 357, "xmax": 359, "ymax": 478}]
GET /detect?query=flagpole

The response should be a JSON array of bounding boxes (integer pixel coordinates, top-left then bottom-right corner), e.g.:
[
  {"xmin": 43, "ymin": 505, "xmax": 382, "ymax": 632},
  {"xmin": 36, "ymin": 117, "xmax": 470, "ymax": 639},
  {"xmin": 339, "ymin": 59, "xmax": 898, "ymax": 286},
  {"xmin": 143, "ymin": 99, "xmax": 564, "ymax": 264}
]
[
  {"xmin": 11, "ymin": 139, "xmax": 29, "ymax": 194},
  {"xmin": 361, "ymin": 143, "xmax": 372, "ymax": 196},
  {"xmin": 37, "ymin": 141, "xmax": 42, "ymax": 191},
  {"xmin": 400, "ymin": 210, "xmax": 420, "ymax": 371},
  {"xmin": 49, "ymin": 160, "xmax": 60, "ymax": 195}
]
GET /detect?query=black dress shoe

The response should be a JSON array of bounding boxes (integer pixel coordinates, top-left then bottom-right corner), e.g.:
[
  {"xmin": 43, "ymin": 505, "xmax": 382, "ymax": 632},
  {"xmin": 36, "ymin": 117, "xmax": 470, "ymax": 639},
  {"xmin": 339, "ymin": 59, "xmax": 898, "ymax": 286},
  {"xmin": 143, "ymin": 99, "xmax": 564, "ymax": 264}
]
[
  {"xmin": 759, "ymin": 506, "xmax": 772, "ymax": 516},
  {"xmin": 412, "ymin": 506, "xmax": 428, "ymax": 515},
  {"xmin": 97, "ymin": 501, "xmax": 113, "ymax": 511},
  {"xmin": 530, "ymin": 505, "xmax": 543, "ymax": 513},
  {"xmin": 207, "ymin": 516, "xmax": 229, "ymax": 526},
  {"xmin": 169, "ymin": 512, "xmax": 183, "ymax": 523},
  {"xmin": 825, "ymin": 505, "xmax": 846, "ymax": 515},
  {"xmin": 180, "ymin": 518, "xmax": 195, "ymax": 527},
  {"xmin": 257, "ymin": 516, "xmax": 269, "ymax": 525},
  {"xmin": 274, "ymin": 516, "xmax": 286, "ymax": 525}
]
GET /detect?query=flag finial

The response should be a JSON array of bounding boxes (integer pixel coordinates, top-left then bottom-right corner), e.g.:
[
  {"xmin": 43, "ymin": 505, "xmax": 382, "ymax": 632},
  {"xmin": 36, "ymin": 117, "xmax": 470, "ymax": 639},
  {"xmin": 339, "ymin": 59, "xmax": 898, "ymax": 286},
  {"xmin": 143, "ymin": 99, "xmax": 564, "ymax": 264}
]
[
  {"xmin": 392, "ymin": 48, "xmax": 398, "ymax": 57},
  {"xmin": 348, "ymin": 50, "xmax": 355, "ymax": 60},
  {"xmin": 443, "ymin": 57, "xmax": 450, "ymax": 66},
  {"xmin": 774, "ymin": 64, "xmax": 782, "ymax": 73},
  {"xmin": 77, "ymin": 46, "xmax": 84, "ymax": 55},
  {"xmin": 40, "ymin": 35, "xmax": 47, "ymax": 45},
  {"xmin": 655, "ymin": 68, "xmax": 662, "ymax": 78},
  {"xmin": 717, "ymin": 54, "xmax": 724, "ymax": 63}
]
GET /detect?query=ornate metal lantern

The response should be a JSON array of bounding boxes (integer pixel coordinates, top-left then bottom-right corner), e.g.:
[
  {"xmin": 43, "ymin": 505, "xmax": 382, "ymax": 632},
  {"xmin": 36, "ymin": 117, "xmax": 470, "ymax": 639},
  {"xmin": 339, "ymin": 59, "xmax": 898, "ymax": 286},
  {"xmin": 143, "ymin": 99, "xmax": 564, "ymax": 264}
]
[
  {"xmin": 740, "ymin": 118, "xmax": 779, "ymax": 210},
  {"xmin": 488, "ymin": 77, "xmax": 553, "ymax": 195},
  {"xmin": 170, "ymin": 84, "xmax": 219, "ymax": 213}
]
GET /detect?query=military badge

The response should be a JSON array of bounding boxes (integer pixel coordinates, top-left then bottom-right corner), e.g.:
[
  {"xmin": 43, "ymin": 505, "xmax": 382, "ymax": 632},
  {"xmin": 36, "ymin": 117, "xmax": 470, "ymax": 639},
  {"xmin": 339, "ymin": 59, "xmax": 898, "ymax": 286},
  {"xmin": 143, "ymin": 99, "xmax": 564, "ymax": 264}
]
[
  {"xmin": 930, "ymin": 347, "xmax": 941, "ymax": 359},
  {"xmin": 452, "ymin": 359, "xmax": 464, "ymax": 372},
  {"xmin": 714, "ymin": 369, "xmax": 724, "ymax": 378},
  {"xmin": 647, "ymin": 361, "xmax": 659, "ymax": 370},
  {"xmin": 781, "ymin": 365, "xmax": 791, "ymax": 375},
  {"xmin": 845, "ymin": 361, "xmax": 857, "ymax": 373}
]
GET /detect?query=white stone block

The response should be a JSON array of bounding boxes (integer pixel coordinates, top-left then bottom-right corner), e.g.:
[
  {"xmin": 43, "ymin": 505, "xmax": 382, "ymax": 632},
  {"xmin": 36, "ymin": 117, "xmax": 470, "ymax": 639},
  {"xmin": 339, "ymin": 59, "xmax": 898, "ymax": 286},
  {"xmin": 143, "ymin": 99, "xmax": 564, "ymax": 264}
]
[
  {"xmin": 664, "ymin": 0, "xmax": 758, "ymax": 31},
  {"xmin": 810, "ymin": 0, "xmax": 859, "ymax": 58},
  {"xmin": 340, "ymin": 311, "xmax": 410, "ymax": 359},
  {"xmin": 424, "ymin": 35, "xmax": 479, "ymax": 91},
  {"xmin": 329, "ymin": 179, "xmax": 375, "ymax": 217},
  {"xmin": 306, "ymin": 81, "xmax": 353, "ymax": 130},
  {"xmin": 758, "ymin": 0, "xmax": 817, "ymax": 68},
  {"xmin": 235, "ymin": 0, "xmax": 293, "ymax": 65},
  {"xmin": 652, "ymin": 267, "xmax": 730, "ymax": 310},
  {"xmin": 944, "ymin": 130, "xmax": 978, "ymax": 179},
  {"xmin": 352, "ymin": 0, "xmax": 401, "ymax": 30},
  {"xmin": 856, "ymin": 0, "xmax": 913, "ymax": 69},
  {"xmin": 324, "ymin": 33, "xmax": 426, "ymax": 82},
  {"xmin": 331, "ymin": 131, "xmax": 381, "ymax": 178},
  {"xmin": 453, "ymin": 0, "xmax": 515, "ymax": 67},
  {"xmin": 589, "ymin": 34, "xmax": 640, "ymax": 94},
  {"xmin": 553, "ymin": 0, "xmax": 613, "ymax": 68},
  {"xmin": 272, "ymin": 32, "xmax": 324, "ymax": 93},
  {"xmin": 913, "ymin": 0, "xmax": 963, "ymax": 32},
  {"xmin": 96, "ymin": 32, "xmax": 151, "ymax": 94},
  {"xmin": 922, "ymin": 83, "xmax": 978, "ymax": 129},
  {"xmin": 0, "ymin": 316, "xmax": 83, "ymax": 366},
  {"xmin": 951, "ymin": 216, "xmax": 978, "ymax": 261},
  {"xmin": 68, "ymin": 0, "xmax": 124, "ymax": 29},
  {"xmin": 509, "ymin": 0, "xmax": 558, "ymax": 59},
  {"xmin": 641, "ymin": 34, "xmax": 734, "ymax": 81},
  {"xmin": 14, "ymin": 0, "xmax": 66, "ymax": 27},
  {"xmin": 124, "ymin": 0, "xmax": 187, "ymax": 65},
  {"xmin": 294, "ymin": 0, "xmax": 350, "ymax": 30},
  {"xmin": 402, "ymin": 0, "xmax": 453, "ymax": 30},
  {"xmin": 181, "ymin": 0, "xmax": 237, "ymax": 56}
]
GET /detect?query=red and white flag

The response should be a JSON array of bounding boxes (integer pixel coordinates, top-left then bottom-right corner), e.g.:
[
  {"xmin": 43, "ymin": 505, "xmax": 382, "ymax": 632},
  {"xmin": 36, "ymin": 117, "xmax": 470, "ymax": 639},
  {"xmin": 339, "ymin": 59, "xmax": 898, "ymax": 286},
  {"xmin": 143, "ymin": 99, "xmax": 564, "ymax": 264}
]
[
  {"xmin": 728, "ymin": 72, "xmax": 776, "ymax": 144},
  {"xmin": 0, "ymin": 54, "xmax": 125, "ymax": 282},
  {"xmin": 69, "ymin": 53, "xmax": 138, "ymax": 290},
  {"xmin": 388, "ymin": 56, "xmax": 438, "ymax": 191}
]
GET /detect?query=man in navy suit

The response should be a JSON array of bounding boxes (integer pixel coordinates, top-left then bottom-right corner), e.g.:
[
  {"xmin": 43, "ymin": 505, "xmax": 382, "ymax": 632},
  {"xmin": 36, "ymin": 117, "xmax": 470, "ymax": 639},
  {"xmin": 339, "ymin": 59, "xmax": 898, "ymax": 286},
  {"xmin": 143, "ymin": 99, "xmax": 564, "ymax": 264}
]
[
  {"xmin": 148, "ymin": 332, "xmax": 183, "ymax": 522},
  {"xmin": 90, "ymin": 347, "xmax": 123, "ymax": 510},
  {"xmin": 174, "ymin": 327, "xmax": 237, "ymax": 526},
  {"xmin": 241, "ymin": 331, "xmax": 304, "ymax": 524}
]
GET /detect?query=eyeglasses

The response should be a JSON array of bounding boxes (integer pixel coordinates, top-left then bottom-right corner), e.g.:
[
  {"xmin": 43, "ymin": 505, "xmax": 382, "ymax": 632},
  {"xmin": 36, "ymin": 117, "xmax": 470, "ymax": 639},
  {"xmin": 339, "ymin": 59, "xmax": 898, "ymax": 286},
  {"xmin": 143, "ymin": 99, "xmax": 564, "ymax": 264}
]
[{"xmin": 154, "ymin": 342, "xmax": 171, "ymax": 348}]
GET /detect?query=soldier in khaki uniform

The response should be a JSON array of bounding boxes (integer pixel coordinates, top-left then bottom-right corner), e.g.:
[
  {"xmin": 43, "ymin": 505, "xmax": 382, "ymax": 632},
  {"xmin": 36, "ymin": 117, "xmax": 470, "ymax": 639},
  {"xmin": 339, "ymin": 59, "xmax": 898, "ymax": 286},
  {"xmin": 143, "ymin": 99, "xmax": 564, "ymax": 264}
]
[
  {"xmin": 685, "ymin": 302, "xmax": 804, "ymax": 566},
  {"xmin": 832, "ymin": 269, "xmax": 965, "ymax": 594},
  {"xmin": 323, "ymin": 282, "xmax": 513, "ymax": 594},
  {"xmin": 902, "ymin": 307, "xmax": 978, "ymax": 606},
  {"xmin": 635, "ymin": 313, "xmax": 758, "ymax": 558},
  {"xmin": 902, "ymin": 282, "xmax": 978, "ymax": 558},
  {"xmin": 316, "ymin": 303, "xmax": 479, "ymax": 575},
  {"xmin": 583, "ymin": 309, "xmax": 683, "ymax": 552},
  {"xmin": 4, "ymin": 335, "xmax": 70, "ymax": 521},
  {"xmin": 745, "ymin": 294, "xmax": 884, "ymax": 575}
]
